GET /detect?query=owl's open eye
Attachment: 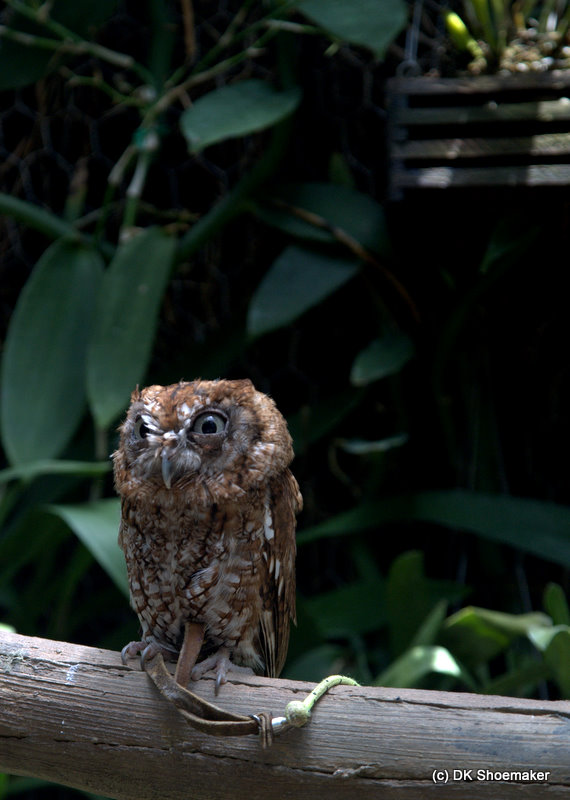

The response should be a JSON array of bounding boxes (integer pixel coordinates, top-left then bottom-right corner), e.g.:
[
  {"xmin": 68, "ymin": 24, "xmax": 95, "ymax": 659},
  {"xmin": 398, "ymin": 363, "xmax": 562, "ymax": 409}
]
[
  {"xmin": 134, "ymin": 417, "xmax": 151, "ymax": 439},
  {"xmin": 192, "ymin": 411, "xmax": 227, "ymax": 435}
]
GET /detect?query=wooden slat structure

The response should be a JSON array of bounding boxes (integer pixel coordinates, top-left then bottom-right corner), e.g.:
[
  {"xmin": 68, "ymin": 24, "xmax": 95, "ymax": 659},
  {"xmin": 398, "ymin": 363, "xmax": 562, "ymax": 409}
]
[{"xmin": 386, "ymin": 71, "xmax": 570, "ymax": 196}]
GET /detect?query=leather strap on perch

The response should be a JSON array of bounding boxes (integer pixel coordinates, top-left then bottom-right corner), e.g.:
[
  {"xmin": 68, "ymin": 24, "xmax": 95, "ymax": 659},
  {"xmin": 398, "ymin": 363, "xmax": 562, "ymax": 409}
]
[
  {"xmin": 143, "ymin": 621, "xmax": 358, "ymax": 748},
  {"xmin": 143, "ymin": 622, "xmax": 273, "ymax": 745}
]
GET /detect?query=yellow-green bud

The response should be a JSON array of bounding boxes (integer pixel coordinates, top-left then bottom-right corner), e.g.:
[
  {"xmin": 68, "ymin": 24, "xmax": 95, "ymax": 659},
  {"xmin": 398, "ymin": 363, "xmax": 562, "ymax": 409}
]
[
  {"xmin": 443, "ymin": 9, "xmax": 486, "ymax": 61},
  {"xmin": 444, "ymin": 10, "xmax": 472, "ymax": 51}
]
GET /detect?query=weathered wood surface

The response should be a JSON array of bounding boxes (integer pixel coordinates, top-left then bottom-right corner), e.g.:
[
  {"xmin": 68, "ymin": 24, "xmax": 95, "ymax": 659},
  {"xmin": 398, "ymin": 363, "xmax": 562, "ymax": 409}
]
[
  {"xmin": 392, "ymin": 133, "xmax": 570, "ymax": 160},
  {"xmin": 386, "ymin": 73, "xmax": 570, "ymax": 192},
  {"xmin": 1, "ymin": 630, "xmax": 570, "ymax": 799},
  {"xmin": 388, "ymin": 71, "xmax": 570, "ymax": 97},
  {"xmin": 393, "ymin": 100, "xmax": 570, "ymax": 127},
  {"xmin": 393, "ymin": 164, "xmax": 570, "ymax": 188}
]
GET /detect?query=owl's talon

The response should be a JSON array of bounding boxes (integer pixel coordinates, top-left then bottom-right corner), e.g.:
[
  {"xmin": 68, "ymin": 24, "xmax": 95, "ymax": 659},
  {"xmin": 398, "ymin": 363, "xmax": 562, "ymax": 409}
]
[
  {"xmin": 191, "ymin": 647, "xmax": 254, "ymax": 694},
  {"xmin": 140, "ymin": 643, "xmax": 161, "ymax": 669},
  {"xmin": 121, "ymin": 640, "xmax": 146, "ymax": 665},
  {"xmin": 121, "ymin": 640, "xmax": 176, "ymax": 669}
]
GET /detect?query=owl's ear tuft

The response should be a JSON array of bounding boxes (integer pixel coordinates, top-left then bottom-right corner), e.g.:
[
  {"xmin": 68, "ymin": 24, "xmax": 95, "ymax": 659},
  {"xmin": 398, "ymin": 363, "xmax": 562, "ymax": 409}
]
[
  {"xmin": 130, "ymin": 385, "xmax": 142, "ymax": 402},
  {"xmin": 231, "ymin": 379, "xmax": 254, "ymax": 392}
]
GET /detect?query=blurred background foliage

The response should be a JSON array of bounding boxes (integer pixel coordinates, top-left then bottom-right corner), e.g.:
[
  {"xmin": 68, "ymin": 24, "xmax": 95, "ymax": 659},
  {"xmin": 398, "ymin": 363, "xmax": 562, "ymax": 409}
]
[{"xmin": 1, "ymin": 1, "xmax": 570, "ymax": 794}]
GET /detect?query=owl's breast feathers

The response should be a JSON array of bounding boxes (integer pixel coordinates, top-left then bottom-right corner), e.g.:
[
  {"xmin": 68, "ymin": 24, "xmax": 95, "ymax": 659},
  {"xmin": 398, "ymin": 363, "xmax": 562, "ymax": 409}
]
[{"xmin": 118, "ymin": 472, "xmax": 299, "ymax": 676}]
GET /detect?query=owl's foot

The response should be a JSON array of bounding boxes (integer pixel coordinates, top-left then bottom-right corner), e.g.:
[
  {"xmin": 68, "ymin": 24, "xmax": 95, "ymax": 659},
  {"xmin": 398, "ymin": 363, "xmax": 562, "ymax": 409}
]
[
  {"xmin": 121, "ymin": 640, "xmax": 177, "ymax": 669},
  {"xmin": 191, "ymin": 647, "xmax": 254, "ymax": 694}
]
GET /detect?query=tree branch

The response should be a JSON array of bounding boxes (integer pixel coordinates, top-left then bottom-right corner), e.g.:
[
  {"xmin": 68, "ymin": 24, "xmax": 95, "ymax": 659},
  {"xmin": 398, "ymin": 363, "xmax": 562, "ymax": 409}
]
[{"xmin": 1, "ymin": 630, "xmax": 569, "ymax": 799}]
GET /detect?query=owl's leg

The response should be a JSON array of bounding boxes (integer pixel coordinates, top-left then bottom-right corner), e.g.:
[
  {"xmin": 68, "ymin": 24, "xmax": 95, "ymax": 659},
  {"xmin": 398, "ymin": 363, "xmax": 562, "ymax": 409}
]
[
  {"xmin": 191, "ymin": 647, "xmax": 254, "ymax": 694},
  {"xmin": 174, "ymin": 622, "xmax": 205, "ymax": 687}
]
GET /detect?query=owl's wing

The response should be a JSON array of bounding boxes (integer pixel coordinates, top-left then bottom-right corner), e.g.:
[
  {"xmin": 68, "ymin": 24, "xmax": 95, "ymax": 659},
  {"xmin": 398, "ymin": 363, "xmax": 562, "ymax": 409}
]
[{"xmin": 258, "ymin": 469, "xmax": 302, "ymax": 678}]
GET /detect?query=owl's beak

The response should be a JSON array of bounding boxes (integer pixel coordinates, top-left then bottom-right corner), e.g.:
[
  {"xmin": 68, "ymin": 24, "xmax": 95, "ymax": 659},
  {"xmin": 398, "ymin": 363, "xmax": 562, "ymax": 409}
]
[{"xmin": 161, "ymin": 452, "xmax": 173, "ymax": 489}]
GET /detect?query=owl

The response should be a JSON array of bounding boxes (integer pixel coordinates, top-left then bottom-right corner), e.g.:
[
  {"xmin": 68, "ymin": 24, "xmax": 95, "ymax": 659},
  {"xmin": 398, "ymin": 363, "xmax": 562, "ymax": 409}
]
[{"xmin": 113, "ymin": 378, "xmax": 301, "ymax": 690}]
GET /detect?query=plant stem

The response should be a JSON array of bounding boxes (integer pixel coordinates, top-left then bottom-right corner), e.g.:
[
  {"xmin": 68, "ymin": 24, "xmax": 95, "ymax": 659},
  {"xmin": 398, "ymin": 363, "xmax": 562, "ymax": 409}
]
[
  {"xmin": 0, "ymin": 20, "xmax": 132, "ymax": 68},
  {"xmin": 179, "ymin": 0, "xmax": 196, "ymax": 62},
  {"xmin": 163, "ymin": 0, "xmax": 299, "ymax": 94},
  {"xmin": 147, "ymin": 0, "xmax": 175, "ymax": 90},
  {"xmin": 60, "ymin": 69, "xmax": 142, "ymax": 107},
  {"xmin": 0, "ymin": 24, "xmax": 67, "ymax": 53},
  {"xmin": 94, "ymin": 182, "xmax": 118, "ymax": 245},
  {"xmin": 208, "ymin": 0, "xmax": 300, "ymax": 62},
  {"xmin": 176, "ymin": 116, "xmax": 292, "ymax": 262},
  {"xmin": 144, "ymin": 27, "xmax": 279, "ymax": 126},
  {"xmin": 0, "ymin": 192, "xmax": 114, "ymax": 258},
  {"xmin": 6, "ymin": 0, "xmax": 81, "ymax": 42},
  {"xmin": 120, "ymin": 130, "xmax": 159, "ymax": 231},
  {"xmin": 263, "ymin": 20, "xmax": 320, "ymax": 35},
  {"xmin": 3, "ymin": 0, "xmax": 153, "ymax": 81},
  {"xmin": 538, "ymin": 0, "xmax": 558, "ymax": 32},
  {"xmin": 0, "ymin": 192, "xmax": 79, "ymax": 240},
  {"xmin": 190, "ymin": 0, "xmax": 257, "ymax": 73}
]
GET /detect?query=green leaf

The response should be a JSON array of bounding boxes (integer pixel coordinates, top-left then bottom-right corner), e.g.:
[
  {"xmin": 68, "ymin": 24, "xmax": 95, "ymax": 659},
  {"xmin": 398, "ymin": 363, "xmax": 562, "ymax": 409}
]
[
  {"xmin": 543, "ymin": 583, "xmax": 570, "ymax": 626},
  {"xmin": 52, "ymin": 0, "xmax": 122, "ymax": 36},
  {"xmin": 442, "ymin": 607, "xmax": 551, "ymax": 667},
  {"xmin": 0, "ymin": 0, "xmax": 121, "ymax": 90},
  {"xmin": 180, "ymin": 80, "xmax": 301, "ymax": 154},
  {"xmin": 296, "ymin": 490, "xmax": 570, "ymax": 568},
  {"xmin": 328, "ymin": 152, "xmax": 355, "ymax": 188},
  {"xmin": 0, "ymin": 623, "xmax": 16, "ymax": 633},
  {"xmin": 385, "ymin": 552, "xmax": 459, "ymax": 657},
  {"xmin": 527, "ymin": 624, "xmax": 569, "ymax": 652},
  {"xmin": 257, "ymin": 182, "xmax": 391, "ymax": 257},
  {"xmin": 0, "ymin": 240, "xmax": 104, "ymax": 464},
  {"xmin": 409, "ymin": 491, "xmax": 570, "ymax": 569},
  {"xmin": 337, "ymin": 433, "xmax": 408, "ymax": 455},
  {"xmin": 86, "ymin": 227, "xmax": 176, "ymax": 429},
  {"xmin": 411, "ymin": 600, "xmax": 448, "ymax": 648},
  {"xmin": 48, "ymin": 500, "xmax": 127, "ymax": 596},
  {"xmin": 253, "ymin": 204, "xmax": 334, "ymax": 244},
  {"xmin": 296, "ymin": 501, "xmax": 387, "ymax": 545},
  {"xmin": 483, "ymin": 659, "xmax": 551, "ymax": 696},
  {"xmin": 528, "ymin": 625, "xmax": 570, "ymax": 697},
  {"xmin": 284, "ymin": 644, "xmax": 346, "ymax": 682},
  {"xmin": 375, "ymin": 645, "xmax": 476, "ymax": 690},
  {"xmin": 350, "ymin": 332, "xmax": 415, "ymax": 386},
  {"xmin": 0, "ymin": 459, "xmax": 110, "ymax": 485},
  {"xmin": 287, "ymin": 388, "xmax": 363, "ymax": 454},
  {"xmin": 304, "ymin": 578, "xmax": 386, "ymax": 638},
  {"xmin": 0, "ymin": 38, "xmax": 56, "ymax": 92},
  {"xmin": 298, "ymin": 0, "xmax": 408, "ymax": 59},
  {"xmin": 479, "ymin": 212, "xmax": 540, "ymax": 276},
  {"xmin": 386, "ymin": 551, "xmax": 429, "ymax": 656},
  {"xmin": 247, "ymin": 245, "xmax": 360, "ymax": 337}
]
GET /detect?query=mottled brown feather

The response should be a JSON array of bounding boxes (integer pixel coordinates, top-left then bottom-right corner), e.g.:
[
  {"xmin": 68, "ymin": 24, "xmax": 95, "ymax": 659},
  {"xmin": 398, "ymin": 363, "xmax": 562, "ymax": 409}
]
[{"xmin": 113, "ymin": 379, "xmax": 301, "ymax": 679}]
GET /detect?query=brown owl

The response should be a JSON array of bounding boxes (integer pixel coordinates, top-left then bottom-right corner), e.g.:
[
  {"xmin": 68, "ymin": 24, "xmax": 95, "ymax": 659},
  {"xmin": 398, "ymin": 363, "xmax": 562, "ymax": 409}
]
[{"xmin": 113, "ymin": 378, "xmax": 301, "ymax": 690}]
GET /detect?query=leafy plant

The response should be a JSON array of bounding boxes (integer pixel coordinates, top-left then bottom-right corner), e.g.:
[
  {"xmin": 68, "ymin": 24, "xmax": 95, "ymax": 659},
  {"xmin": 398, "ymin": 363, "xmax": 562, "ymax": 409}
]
[
  {"xmin": 289, "ymin": 549, "xmax": 570, "ymax": 699},
  {"xmin": 444, "ymin": 0, "xmax": 570, "ymax": 73},
  {"xmin": 0, "ymin": 0, "xmax": 409, "ymax": 661}
]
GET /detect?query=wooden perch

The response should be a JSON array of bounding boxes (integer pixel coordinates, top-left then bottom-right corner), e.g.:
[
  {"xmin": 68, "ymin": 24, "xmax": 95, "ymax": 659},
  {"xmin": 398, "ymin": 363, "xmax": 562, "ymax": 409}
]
[{"xmin": 1, "ymin": 630, "xmax": 569, "ymax": 799}]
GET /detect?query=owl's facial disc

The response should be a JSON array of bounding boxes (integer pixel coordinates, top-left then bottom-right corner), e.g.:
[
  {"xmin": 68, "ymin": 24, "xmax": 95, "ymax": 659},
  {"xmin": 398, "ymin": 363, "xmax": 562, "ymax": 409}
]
[{"xmin": 130, "ymin": 405, "xmax": 230, "ymax": 489}]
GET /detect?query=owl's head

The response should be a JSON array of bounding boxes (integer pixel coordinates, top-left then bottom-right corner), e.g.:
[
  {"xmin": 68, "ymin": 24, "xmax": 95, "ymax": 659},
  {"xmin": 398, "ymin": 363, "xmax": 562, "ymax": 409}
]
[{"xmin": 113, "ymin": 379, "xmax": 294, "ymax": 500}]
